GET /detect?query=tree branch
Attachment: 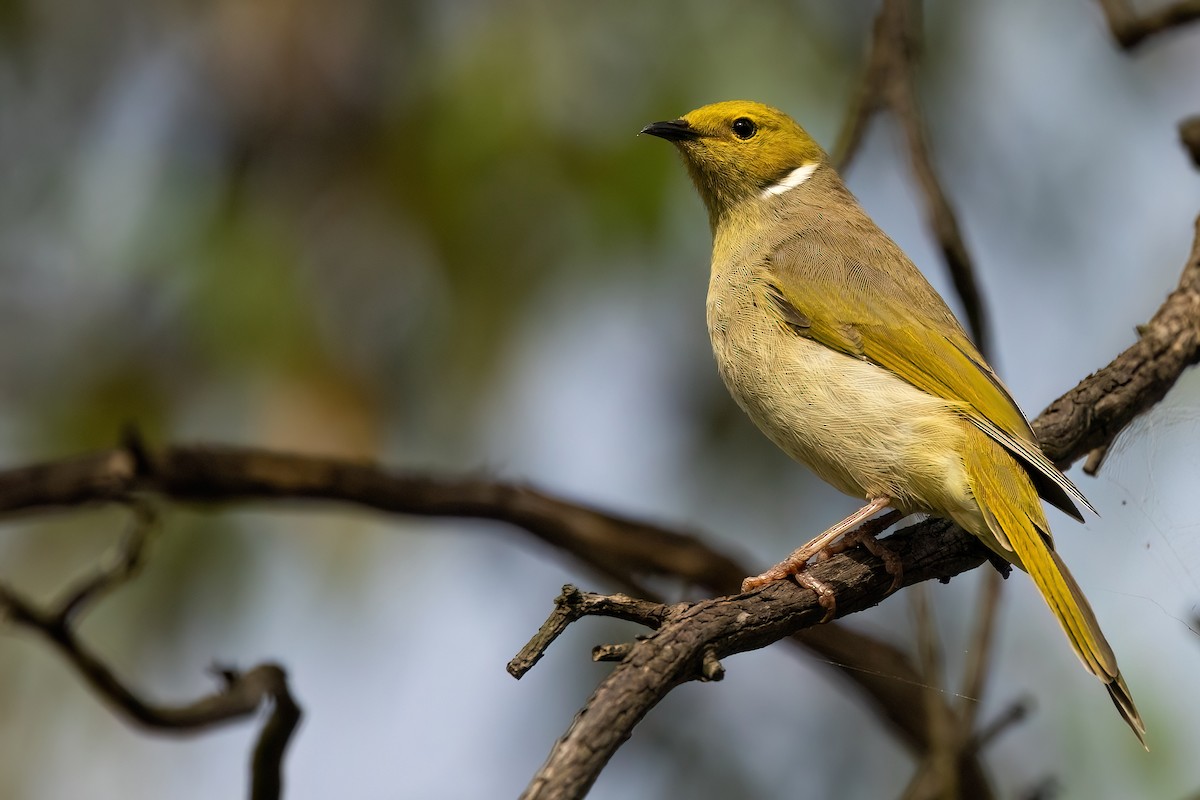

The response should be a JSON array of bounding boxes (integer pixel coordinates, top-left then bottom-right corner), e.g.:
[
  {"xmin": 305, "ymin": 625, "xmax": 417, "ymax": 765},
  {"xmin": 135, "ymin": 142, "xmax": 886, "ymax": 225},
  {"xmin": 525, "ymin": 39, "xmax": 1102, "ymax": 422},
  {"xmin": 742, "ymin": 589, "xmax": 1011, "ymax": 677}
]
[
  {"xmin": 0, "ymin": 438, "xmax": 984, "ymax": 782},
  {"xmin": 507, "ymin": 586, "xmax": 675, "ymax": 679},
  {"xmin": 519, "ymin": 519, "xmax": 985, "ymax": 800},
  {"xmin": 0, "ymin": 508, "xmax": 301, "ymax": 800}
]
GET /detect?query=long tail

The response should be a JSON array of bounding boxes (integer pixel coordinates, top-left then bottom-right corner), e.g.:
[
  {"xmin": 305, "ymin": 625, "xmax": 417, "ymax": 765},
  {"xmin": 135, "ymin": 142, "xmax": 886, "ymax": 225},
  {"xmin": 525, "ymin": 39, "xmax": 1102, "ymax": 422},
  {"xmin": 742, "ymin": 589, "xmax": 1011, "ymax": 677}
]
[{"xmin": 962, "ymin": 433, "xmax": 1147, "ymax": 748}]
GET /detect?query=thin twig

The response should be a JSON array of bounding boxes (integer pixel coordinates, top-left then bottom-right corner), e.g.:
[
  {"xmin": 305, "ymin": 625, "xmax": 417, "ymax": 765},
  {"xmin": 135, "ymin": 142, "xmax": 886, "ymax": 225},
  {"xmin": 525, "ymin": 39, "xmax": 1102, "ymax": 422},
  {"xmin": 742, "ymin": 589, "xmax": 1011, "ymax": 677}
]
[
  {"xmin": 1096, "ymin": 0, "xmax": 1200, "ymax": 49},
  {"xmin": 1180, "ymin": 115, "xmax": 1200, "ymax": 168},
  {"xmin": 1083, "ymin": 442, "xmax": 1112, "ymax": 476},
  {"xmin": 902, "ymin": 585, "xmax": 960, "ymax": 800},
  {"xmin": 507, "ymin": 586, "xmax": 672, "ymax": 678},
  {"xmin": 967, "ymin": 698, "xmax": 1033, "ymax": 754},
  {"xmin": 59, "ymin": 502, "xmax": 156, "ymax": 623},
  {"xmin": 958, "ymin": 570, "xmax": 1004, "ymax": 734},
  {"xmin": 832, "ymin": 0, "xmax": 990, "ymax": 353},
  {"xmin": 591, "ymin": 643, "xmax": 635, "ymax": 663},
  {"xmin": 0, "ymin": 510, "xmax": 301, "ymax": 800},
  {"xmin": 832, "ymin": 10, "xmax": 890, "ymax": 170}
]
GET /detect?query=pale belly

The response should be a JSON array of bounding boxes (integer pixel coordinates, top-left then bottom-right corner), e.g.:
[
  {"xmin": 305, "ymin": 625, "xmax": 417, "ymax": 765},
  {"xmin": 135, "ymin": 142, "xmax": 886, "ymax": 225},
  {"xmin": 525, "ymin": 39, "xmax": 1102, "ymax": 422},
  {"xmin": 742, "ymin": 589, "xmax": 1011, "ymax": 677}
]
[{"xmin": 707, "ymin": 280, "xmax": 975, "ymax": 518}]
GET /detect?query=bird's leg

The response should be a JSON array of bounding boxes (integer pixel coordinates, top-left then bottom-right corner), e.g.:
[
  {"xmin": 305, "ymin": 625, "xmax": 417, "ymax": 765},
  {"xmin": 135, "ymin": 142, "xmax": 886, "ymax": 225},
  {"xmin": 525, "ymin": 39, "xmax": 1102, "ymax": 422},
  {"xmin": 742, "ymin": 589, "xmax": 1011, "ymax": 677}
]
[
  {"xmin": 806, "ymin": 511, "xmax": 905, "ymax": 619},
  {"xmin": 834, "ymin": 509, "xmax": 905, "ymax": 592},
  {"xmin": 741, "ymin": 497, "xmax": 893, "ymax": 606}
]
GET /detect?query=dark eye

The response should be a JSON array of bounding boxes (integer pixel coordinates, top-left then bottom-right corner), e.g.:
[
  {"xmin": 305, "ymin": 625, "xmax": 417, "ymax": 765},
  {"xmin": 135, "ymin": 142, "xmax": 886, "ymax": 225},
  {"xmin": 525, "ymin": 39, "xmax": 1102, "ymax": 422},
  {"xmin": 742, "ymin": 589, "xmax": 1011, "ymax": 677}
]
[{"xmin": 731, "ymin": 117, "xmax": 757, "ymax": 140}]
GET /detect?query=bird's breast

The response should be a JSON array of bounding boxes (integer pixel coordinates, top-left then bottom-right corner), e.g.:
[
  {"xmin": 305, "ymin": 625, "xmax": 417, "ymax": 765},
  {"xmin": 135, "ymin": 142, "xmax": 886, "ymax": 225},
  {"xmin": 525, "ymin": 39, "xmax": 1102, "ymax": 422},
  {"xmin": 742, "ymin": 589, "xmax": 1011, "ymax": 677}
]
[{"xmin": 705, "ymin": 262, "xmax": 973, "ymax": 516}]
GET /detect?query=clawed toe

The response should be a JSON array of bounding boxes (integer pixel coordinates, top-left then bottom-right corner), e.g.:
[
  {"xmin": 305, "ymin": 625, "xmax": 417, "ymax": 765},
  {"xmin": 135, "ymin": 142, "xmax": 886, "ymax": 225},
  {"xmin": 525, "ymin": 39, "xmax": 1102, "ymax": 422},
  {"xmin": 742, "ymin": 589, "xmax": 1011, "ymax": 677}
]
[
  {"xmin": 740, "ymin": 559, "xmax": 838, "ymax": 622},
  {"xmin": 856, "ymin": 533, "xmax": 904, "ymax": 592},
  {"xmin": 794, "ymin": 571, "xmax": 837, "ymax": 622}
]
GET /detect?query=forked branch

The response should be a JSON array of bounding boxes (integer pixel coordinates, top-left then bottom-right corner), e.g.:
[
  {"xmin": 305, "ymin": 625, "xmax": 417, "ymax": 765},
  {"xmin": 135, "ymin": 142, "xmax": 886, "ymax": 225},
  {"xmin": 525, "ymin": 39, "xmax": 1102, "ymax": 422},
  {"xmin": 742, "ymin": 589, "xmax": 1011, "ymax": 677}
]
[{"xmin": 0, "ymin": 508, "xmax": 301, "ymax": 800}]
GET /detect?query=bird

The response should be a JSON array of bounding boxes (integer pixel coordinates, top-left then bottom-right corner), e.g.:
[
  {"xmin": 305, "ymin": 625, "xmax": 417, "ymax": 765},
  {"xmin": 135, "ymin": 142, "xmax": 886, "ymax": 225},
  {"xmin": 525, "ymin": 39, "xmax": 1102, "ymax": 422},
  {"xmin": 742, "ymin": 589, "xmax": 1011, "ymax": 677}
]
[{"xmin": 641, "ymin": 99, "xmax": 1145, "ymax": 746}]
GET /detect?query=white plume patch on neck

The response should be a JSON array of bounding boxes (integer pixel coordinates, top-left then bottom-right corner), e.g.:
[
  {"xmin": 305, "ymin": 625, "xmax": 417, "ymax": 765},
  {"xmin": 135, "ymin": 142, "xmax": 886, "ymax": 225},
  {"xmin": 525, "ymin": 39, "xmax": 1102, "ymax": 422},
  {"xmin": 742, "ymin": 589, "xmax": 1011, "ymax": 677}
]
[{"xmin": 760, "ymin": 162, "xmax": 819, "ymax": 199}]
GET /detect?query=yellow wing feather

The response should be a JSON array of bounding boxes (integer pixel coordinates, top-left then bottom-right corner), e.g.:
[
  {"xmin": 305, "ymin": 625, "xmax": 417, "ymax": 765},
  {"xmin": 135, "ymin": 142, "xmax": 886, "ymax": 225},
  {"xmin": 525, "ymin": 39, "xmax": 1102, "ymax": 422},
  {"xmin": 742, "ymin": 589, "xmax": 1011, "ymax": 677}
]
[{"xmin": 763, "ymin": 174, "xmax": 1093, "ymax": 519}]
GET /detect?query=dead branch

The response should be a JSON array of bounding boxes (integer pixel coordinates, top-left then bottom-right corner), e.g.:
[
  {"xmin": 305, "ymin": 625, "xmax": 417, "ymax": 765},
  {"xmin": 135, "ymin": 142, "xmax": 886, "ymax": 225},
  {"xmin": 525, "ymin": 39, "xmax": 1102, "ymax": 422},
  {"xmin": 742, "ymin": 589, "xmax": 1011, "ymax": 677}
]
[
  {"xmin": 508, "ymin": 586, "xmax": 674, "ymax": 679},
  {"xmin": 0, "ymin": 438, "xmax": 984, "ymax": 779}
]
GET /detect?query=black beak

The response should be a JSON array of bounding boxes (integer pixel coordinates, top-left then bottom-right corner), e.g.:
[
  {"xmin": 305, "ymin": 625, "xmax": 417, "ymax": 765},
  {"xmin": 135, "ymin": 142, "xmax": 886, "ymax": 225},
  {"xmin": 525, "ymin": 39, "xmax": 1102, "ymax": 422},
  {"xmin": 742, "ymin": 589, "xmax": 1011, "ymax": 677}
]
[{"xmin": 640, "ymin": 119, "xmax": 700, "ymax": 142}]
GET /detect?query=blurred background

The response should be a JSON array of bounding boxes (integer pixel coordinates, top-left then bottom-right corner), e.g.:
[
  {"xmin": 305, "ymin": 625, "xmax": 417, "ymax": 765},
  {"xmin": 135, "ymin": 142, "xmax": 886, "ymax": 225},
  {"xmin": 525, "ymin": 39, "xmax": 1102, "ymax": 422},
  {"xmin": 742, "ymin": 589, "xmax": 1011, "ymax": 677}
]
[{"xmin": 0, "ymin": 0, "xmax": 1198, "ymax": 797}]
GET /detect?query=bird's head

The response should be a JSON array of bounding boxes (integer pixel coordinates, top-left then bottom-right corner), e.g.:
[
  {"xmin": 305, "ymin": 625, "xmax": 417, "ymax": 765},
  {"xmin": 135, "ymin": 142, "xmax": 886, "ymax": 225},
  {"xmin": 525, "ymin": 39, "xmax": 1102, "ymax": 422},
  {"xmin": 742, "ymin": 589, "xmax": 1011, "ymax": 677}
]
[{"xmin": 642, "ymin": 100, "xmax": 827, "ymax": 230}]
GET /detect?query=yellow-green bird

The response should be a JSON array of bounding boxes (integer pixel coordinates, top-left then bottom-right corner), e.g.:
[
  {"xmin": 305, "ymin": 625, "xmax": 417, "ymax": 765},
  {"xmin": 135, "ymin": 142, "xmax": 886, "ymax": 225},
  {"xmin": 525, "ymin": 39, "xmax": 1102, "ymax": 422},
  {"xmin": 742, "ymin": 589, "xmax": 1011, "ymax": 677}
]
[{"xmin": 642, "ymin": 100, "xmax": 1145, "ymax": 746}]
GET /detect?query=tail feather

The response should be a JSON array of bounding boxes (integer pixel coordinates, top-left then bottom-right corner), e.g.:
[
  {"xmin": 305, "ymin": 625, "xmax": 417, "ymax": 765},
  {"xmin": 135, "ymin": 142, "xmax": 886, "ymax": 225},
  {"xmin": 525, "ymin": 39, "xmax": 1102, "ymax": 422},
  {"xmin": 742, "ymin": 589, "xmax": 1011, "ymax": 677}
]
[
  {"xmin": 1046, "ymin": 548, "xmax": 1116, "ymax": 679},
  {"xmin": 1107, "ymin": 672, "xmax": 1147, "ymax": 746},
  {"xmin": 963, "ymin": 433, "xmax": 1147, "ymax": 748}
]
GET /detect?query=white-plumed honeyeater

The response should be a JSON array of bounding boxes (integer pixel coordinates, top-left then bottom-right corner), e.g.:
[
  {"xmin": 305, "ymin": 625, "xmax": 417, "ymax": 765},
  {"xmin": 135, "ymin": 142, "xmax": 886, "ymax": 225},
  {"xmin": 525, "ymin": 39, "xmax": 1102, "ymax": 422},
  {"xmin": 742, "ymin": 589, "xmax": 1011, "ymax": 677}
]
[{"xmin": 642, "ymin": 100, "xmax": 1145, "ymax": 746}]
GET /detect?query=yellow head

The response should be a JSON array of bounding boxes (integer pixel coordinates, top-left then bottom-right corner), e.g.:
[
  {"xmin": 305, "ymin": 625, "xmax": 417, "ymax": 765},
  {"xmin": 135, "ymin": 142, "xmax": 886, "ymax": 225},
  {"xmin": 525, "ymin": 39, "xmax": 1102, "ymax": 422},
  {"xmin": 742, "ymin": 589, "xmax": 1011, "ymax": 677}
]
[{"xmin": 641, "ymin": 100, "xmax": 827, "ymax": 229}]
